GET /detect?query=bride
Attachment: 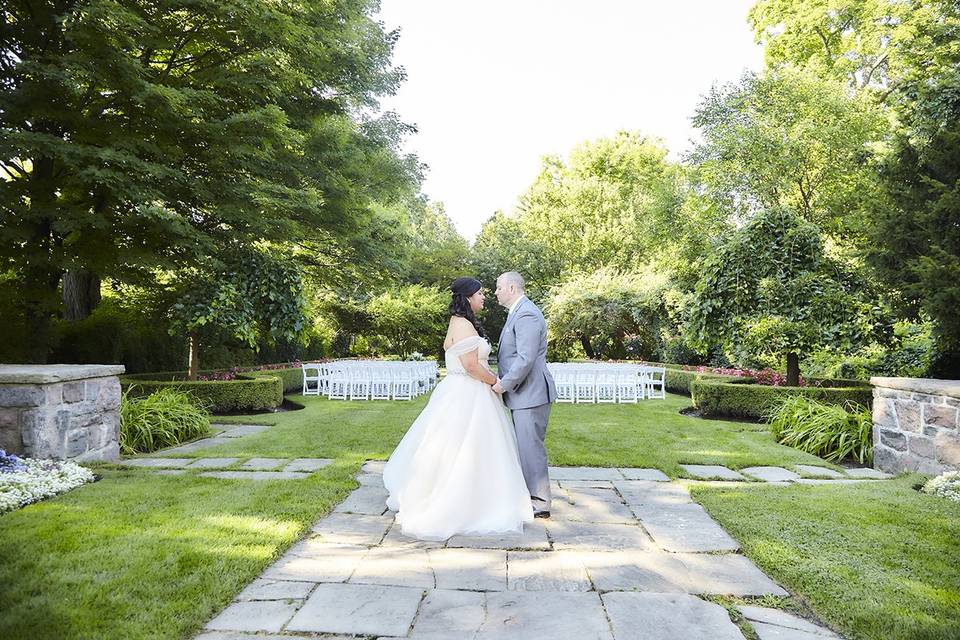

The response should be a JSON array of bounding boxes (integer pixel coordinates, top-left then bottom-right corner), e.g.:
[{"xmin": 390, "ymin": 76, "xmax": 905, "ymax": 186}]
[{"xmin": 383, "ymin": 277, "xmax": 535, "ymax": 540}]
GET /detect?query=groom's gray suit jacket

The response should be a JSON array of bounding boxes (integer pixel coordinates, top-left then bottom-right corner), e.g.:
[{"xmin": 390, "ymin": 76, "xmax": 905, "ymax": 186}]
[{"xmin": 497, "ymin": 297, "xmax": 557, "ymax": 409}]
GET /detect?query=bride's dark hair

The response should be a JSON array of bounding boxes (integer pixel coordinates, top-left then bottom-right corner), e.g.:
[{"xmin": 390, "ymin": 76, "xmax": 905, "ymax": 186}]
[{"xmin": 449, "ymin": 277, "xmax": 486, "ymax": 337}]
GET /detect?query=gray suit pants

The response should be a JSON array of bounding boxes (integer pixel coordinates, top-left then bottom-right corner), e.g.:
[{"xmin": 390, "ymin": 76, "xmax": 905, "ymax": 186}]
[{"xmin": 512, "ymin": 403, "xmax": 552, "ymax": 511}]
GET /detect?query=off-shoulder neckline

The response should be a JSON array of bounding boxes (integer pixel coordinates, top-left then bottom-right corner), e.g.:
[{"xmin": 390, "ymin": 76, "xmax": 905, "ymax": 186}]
[{"xmin": 443, "ymin": 334, "xmax": 485, "ymax": 351}]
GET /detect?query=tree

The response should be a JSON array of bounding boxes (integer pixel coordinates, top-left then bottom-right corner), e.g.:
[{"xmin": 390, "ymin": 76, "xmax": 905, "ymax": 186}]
[
  {"xmin": 366, "ymin": 284, "xmax": 448, "ymax": 358},
  {"xmin": 749, "ymin": 0, "xmax": 960, "ymax": 101},
  {"xmin": 867, "ymin": 70, "xmax": 960, "ymax": 377},
  {"xmin": 515, "ymin": 132, "xmax": 681, "ymax": 276},
  {"xmin": 687, "ymin": 207, "xmax": 879, "ymax": 385},
  {"xmin": 403, "ymin": 201, "xmax": 470, "ymax": 287},
  {"xmin": 544, "ymin": 267, "xmax": 670, "ymax": 360},
  {"xmin": 471, "ymin": 132, "xmax": 685, "ymax": 343},
  {"xmin": 0, "ymin": 0, "xmax": 413, "ymax": 362},
  {"xmin": 169, "ymin": 247, "xmax": 307, "ymax": 379},
  {"xmin": 690, "ymin": 67, "xmax": 888, "ymax": 239}
]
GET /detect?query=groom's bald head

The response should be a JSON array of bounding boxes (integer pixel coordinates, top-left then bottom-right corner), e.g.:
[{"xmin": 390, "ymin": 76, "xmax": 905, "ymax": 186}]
[{"xmin": 495, "ymin": 272, "xmax": 525, "ymax": 308}]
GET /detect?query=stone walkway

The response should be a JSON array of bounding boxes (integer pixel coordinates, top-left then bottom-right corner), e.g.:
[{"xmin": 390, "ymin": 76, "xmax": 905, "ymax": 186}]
[
  {"xmin": 118, "ymin": 456, "xmax": 333, "ymax": 479},
  {"xmin": 117, "ymin": 424, "xmax": 339, "ymax": 480},
  {"xmin": 195, "ymin": 464, "xmax": 850, "ymax": 640}
]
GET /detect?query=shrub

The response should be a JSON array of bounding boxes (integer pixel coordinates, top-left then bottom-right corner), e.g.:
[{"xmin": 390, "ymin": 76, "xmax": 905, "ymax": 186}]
[
  {"xmin": 122, "ymin": 372, "xmax": 283, "ymax": 414},
  {"xmin": 690, "ymin": 378, "xmax": 873, "ymax": 420},
  {"xmin": 662, "ymin": 367, "xmax": 755, "ymax": 395},
  {"xmin": 120, "ymin": 387, "xmax": 212, "ymax": 454},
  {"xmin": 247, "ymin": 367, "xmax": 303, "ymax": 394},
  {"xmin": 767, "ymin": 395, "xmax": 873, "ymax": 464}
]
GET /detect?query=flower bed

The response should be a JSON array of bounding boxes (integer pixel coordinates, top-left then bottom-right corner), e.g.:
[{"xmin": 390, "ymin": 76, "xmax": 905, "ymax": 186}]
[
  {"xmin": 1, "ymin": 450, "xmax": 95, "ymax": 514},
  {"xmin": 682, "ymin": 364, "xmax": 806, "ymax": 386},
  {"xmin": 922, "ymin": 471, "xmax": 960, "ymax": 503}
]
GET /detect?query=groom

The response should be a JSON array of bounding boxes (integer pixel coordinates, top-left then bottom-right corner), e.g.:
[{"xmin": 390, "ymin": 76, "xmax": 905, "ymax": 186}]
[{"xmin": 492, "ymin": 271, "xmax": 557, "ymax": 518}]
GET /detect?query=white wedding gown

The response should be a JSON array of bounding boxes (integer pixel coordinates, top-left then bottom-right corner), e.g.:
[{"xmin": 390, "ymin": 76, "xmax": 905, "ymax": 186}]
[{"xmin": 383, "ymin": 335, "xmax": 535, "ymax": 540}]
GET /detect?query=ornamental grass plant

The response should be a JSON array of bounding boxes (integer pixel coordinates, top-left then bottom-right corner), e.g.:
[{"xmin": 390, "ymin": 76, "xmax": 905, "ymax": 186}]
[
  {"xmin": 767, "ymin": 395, "xmax": 873, "ymax": 464},
  {"xmin": 120, "ymin": 387, "xmax": 211, "ymax": 454}
]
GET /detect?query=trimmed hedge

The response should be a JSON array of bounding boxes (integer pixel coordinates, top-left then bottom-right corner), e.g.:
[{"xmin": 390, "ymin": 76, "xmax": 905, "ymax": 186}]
[
  {"xmin": 664, "ymin": 369, "xmax": 755, "ymax": 395},
  {"xmin": 248, "ymin": 367, "xmax": 303, "ymax": 394},
  {"xmin": 690, "ymin": 378, "xmax": 873, "ymax": 420},
  {"xmin": 121, "ymin": 372, "xmax": 283, "ymax": 413}
]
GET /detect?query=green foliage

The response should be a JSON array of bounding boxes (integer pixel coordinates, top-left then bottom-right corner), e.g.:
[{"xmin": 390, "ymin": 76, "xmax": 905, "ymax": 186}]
[
  {"xmin": 745, "ymin": 0, "xmax": 960, "ymax": 377},
  {"xmin": 804, "ymin": 321, "xmax": 936, "ymax": 380},
  {"xmin": 691, "ymin": 66, "xmax": 888, "ymax": 237},
  {"xmin": 690, "ymin": 378, "xmax": 873, "ymax": 420},
  {"xmin": 749, "ymin": 0, "xmax": 958, "ymax": 97},
  {"xmin": 119, "ymin": 388, "xmax": 211, "ymax": 454},
  {"xmin": 247, "ymin": 367, "xmax": 304, "ymax": 394},
  {"xmin": 401, "ymin": 201, "xmax": 470, "ymax": 287},
  {"xmin": 545, "ymin": 267, "xmax": 671, "ymax": 359},
  {"xmin": 47, "ymin": 297, "xmax": 186, "ymax": 374},
  {"xmin": 0, "ymin": 0, "xmax": 415, "ymax": 362},
  {"xmin": 687, "ymin": 206, "xmax": 882, "ymax": 380},
  {"xmin": 170, "ymin": 247, "xmax": 308, "ymax": 348},
  {"xmin": 122, "ymin": 374, "xmax": 283, "ymax": 414},
  {"xmin": 471, "ymin": 132, "xmax": 693, "ymax": 342},
  {"xmin": 867, "ymin": 68, "xmax": 960, "ymax": 376},
  {"xmin": 366, "ymin": 284, "xmax": 448, "ymax": 358},
  {"xmin": 768, "ymin": 395, "xmax": 873, "ymax": 464},
  {"xmin": 664, "ymin": 369, "xmax": 755, "ymax": 396}
]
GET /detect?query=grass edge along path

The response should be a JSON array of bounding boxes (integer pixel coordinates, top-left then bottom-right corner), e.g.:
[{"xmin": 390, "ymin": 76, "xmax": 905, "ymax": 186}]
[
  {"xmin": 0, "ymin": 461, "xmax": 361, "ymax": 640},
  {"xmin": 692, "ymin": 476, "xmax": 960, "ymax": 640}
]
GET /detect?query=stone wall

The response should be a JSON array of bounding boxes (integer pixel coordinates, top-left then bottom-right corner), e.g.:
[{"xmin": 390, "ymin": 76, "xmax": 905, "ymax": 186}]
[
  {"xmin": 0, "ymin": 365, "xmax": 125, "ymax": 462},
  {"xmin": 871, "ymin": 377, "xmax": 960, "ymax": 475}
]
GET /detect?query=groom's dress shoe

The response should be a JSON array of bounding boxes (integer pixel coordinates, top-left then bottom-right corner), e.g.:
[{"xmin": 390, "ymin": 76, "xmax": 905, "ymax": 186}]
[{"xmin": 534, "ymin": 510, "xmax": 550, "ymax": 519}]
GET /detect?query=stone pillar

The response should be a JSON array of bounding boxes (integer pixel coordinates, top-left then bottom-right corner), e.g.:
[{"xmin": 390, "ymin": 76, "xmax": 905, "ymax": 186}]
[
  {"xmin": 0, "ymin": 365, "xmax": 125, "ymax": 462},
  {"xmin": 871, "ymin": 377, "xmax": 960, "ymax": 475}
]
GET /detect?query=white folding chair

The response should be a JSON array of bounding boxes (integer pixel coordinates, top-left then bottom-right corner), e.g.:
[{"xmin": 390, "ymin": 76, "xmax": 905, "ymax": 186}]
[
  {"xmin": 646, "ymin": 366, "xmax": 666, "ymax": 399},
  {"xmin": 574, "ymin": 370, "xmax": 597, "ymax": 404},
  {"xmin": 327, "ymin": 365, "xmax": 349, "ymax": 400},
  {"xmin": 616, "ymin": 368, "xmax": 640, "ymax": 403},
  {"xmin": 370, "ymin": 366, "xmax": 392, "ymax": 400},
  {"xmin": 392, "ymin": 368, "xmax": 414, "ymax": 400},
  {"xmin": 555, "ymin": 371, "xmax": 575, "ymax": 403},
  {"xmin": 301, "ymin": 363, "xmax": 321, "ymax": 395},
  {"xmin": 596, "ymin": 370, "xmax": 618, "ymax": 403},
  {"xmin": 349, "ymin": 365, "xmax": 371, "ymax": 400}
]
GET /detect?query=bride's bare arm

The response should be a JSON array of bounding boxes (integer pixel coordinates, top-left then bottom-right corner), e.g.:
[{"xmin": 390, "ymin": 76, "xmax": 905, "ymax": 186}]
[{"xmin": 458, "ymin": 350, "xmax": 497, "ymax": 385}]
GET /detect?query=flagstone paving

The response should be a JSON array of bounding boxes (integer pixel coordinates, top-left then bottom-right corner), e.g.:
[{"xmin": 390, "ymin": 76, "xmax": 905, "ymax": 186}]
[
  {"xmin": 195, "ymin": 464, "xmax": 857, "ymax": 640},
  {"xmin": 116, "ymin": 455, "xmax": 333, "ymax": 479}
]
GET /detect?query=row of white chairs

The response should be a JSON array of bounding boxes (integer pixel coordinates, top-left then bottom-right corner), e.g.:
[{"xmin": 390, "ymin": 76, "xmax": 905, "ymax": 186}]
[
  {"xmin": 547, "ymin": 363, "xmax": 666, "ymax": 403},
  {"xmin": 302, "ymin": 361, "xmax": 439, "ymax": 401}
]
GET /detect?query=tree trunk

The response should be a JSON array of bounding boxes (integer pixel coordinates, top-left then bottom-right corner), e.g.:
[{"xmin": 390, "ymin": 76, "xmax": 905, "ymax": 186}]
[
  {"xmin": 580, "ymin": 334, "xmax": 595, "ymax": 359},
  {"xmin": 187, "ymin": 330, "xmax": 200, "ymax": 380},
  {"xmin": 24, "ymin": 291, "xmax": 56, "ymax": 364},
  {"xmin": 23, "ymin": 154, "xmax": 61, "ymax": 364},
  {"xmin": 62, "ymin": 269, "xmax": 102, "ymax": 321},
  {"xmin": 786, "ymin": 352, "xmax": 800, "ymax": 387}
]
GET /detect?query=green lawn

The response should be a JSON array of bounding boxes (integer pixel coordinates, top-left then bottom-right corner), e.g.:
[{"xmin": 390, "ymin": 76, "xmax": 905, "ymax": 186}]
[
  {"xmin": 183, "ymin": 393, "xmax": 835, "ymax": 477},
  {"xmin": 0, "ymin": 462, "xmax": 360, "ymax": 640},
  {"xmin": 693, "ymin": 477, "xmax": 960, "ymax": 640},
  {"xmin": 0, "ymin": 392, "xmax": 954, "ymax": 639}
]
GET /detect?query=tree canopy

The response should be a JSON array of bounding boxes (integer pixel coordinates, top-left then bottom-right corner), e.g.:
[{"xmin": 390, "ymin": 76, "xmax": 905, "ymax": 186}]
[{"xmin": 0, "ymin": 0, "xmax": 416, "ymax": 361}]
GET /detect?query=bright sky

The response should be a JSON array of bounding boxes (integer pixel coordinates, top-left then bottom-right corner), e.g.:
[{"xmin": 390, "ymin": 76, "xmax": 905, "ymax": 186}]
[{"xmin": 376, "ymin": 1, "xmax": 766, "ymax": 241}]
